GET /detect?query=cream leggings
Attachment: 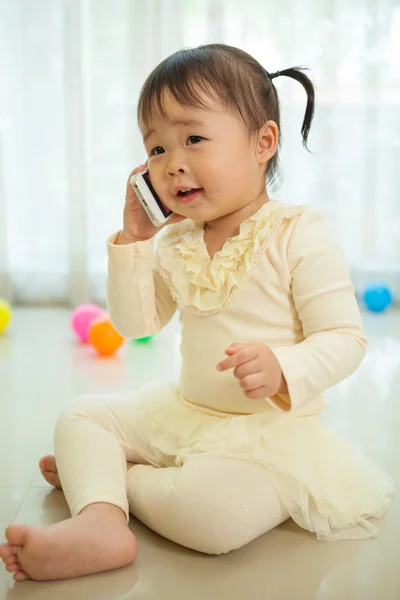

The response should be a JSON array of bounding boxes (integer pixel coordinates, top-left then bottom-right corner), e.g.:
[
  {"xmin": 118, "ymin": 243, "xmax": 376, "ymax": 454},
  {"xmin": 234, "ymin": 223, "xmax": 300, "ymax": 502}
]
[{"xmin": 54, "ymin": 393, "xmax": 289, "ymax": 555}]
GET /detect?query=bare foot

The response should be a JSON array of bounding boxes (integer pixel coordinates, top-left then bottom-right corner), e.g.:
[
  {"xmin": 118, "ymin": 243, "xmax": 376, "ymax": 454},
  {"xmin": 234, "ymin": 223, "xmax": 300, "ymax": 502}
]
[
  {"xmin": 39, "ymin": 455, "xmax": 62, "ymax": 490},
  {"xmin": 0, "ymin": 503, "xmax": 137, "ymax": 581}
]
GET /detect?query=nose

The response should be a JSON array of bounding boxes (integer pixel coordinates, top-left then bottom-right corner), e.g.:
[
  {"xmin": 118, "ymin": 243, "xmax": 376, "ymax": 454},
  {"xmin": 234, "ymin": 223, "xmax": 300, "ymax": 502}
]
[{"xmin": 167, "ymin": 151, "xmax": 188, "ymax": 177}]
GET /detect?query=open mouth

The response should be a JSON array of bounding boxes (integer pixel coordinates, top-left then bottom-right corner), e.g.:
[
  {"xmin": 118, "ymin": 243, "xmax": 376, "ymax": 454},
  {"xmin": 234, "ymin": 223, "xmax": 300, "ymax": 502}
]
[
  {"xmin": 176, "ymin": 188, "xmax": 203, "ymax": 204},
  {"xmin": 177, "ymin": 187, "xmax": 202, "ymax": 197}
]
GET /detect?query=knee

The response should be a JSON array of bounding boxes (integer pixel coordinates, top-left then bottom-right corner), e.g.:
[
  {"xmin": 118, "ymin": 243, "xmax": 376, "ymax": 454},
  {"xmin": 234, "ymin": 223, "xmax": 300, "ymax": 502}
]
[
  {"xmin": 56, "ymin": 394, "xmax": 92, "ymax": 421},
  {"xmin": 167, "ymin": 458, "xmax": 271, "ymax": 555},
  {"xmin": 168, "ymin": 486, "xmax": 241, "ymax": 554},
  {"xmin": 54, "ymin": 394, "xmax": 103, "ymax": 436}
]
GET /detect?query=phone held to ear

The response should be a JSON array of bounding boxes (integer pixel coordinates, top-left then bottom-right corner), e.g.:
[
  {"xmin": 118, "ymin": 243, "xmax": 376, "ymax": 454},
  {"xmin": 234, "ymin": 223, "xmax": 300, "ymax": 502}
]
[{"xmin": 130, "ymin": 169, "xmax": 173, "ymax": 227}]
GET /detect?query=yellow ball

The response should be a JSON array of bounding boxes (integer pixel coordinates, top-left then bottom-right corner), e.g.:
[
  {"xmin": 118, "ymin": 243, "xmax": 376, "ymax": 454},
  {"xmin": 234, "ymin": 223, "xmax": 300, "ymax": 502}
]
[{"xmin": 0, "ymin": 299, "xmax": 11, "ymax": 334}]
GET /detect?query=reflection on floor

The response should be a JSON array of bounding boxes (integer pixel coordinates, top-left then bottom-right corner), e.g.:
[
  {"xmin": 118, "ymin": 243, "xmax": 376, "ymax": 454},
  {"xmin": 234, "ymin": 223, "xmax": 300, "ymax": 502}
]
[{"xmin": 0, "ymin": 308, "xmax": 399, "ymax": 599}]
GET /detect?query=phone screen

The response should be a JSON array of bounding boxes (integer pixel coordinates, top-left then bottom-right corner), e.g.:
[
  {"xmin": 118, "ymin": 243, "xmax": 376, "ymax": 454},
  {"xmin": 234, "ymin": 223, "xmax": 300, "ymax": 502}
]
[{"xmin": 143, "ymin": 171, "xmax": 173, "ymax": 218}]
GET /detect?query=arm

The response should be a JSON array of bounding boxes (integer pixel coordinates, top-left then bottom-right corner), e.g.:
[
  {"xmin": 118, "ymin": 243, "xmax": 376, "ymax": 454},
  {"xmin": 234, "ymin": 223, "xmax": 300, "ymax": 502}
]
[
  {"xmin": 106, "ymin": 232, "xmax": 177, "ymax": 339},
  {"xmin": 271, "ymin": 208, "xmax": 367, "ymax": 411}
]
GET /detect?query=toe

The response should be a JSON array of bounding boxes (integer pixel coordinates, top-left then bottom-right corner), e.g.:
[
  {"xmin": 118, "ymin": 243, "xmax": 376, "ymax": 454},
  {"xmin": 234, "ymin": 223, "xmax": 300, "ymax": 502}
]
[
  {"xmin": 5, "ymin": 525, "xmax": 29, "ymax": 547},
  {"xmin": 6, "ymin": 562, "xmax": 19, "ymax": 573},
  {"xmin": 45, "ymin": 472, "xmax": 60, "ymax": 486},
  {"xmin": 41, "ymin": 470, "xmax": 62, "ymax": 490},
  {"xmin": 4, "ymin": 555, "xmax": 19, "ymax": 566},
  {"xmin": 14, "ymin": 569, "xmax": 30, "ymax": 582},
  {"xmin": 0, "ymin": 543, "xmax": 16, "ymax": 560},
  {"xmin": 39, "ymin": 455, "xmax": 57, "ymax": 472},
  {"xmin": 42, "ymin": 467, "xmax": 63, "ymax": 489}
]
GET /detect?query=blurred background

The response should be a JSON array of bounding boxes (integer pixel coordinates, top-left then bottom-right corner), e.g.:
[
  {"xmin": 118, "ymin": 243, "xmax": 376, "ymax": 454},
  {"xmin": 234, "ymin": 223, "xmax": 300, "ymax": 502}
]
[{"xmin": 0, "ymin": 0, "xmax": 399, "ymax": 307}]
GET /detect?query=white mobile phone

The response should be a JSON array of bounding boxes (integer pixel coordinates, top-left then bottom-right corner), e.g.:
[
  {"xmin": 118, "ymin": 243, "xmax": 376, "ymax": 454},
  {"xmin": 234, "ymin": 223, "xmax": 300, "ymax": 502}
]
[{"xmin": 130, "ymin": 169, "xmax": 173, "ymax": 227}]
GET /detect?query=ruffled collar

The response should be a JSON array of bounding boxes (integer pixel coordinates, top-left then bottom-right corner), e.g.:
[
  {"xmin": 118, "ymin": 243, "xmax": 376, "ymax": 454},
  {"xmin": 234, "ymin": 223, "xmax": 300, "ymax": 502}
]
[{"xmin": 155, "ymin": 201, "xmax": 304, "ymax": 315}]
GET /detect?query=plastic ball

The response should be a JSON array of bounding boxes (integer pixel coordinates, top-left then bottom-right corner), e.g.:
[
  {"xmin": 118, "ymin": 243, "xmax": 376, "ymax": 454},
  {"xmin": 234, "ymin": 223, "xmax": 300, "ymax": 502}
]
[
  {"xmin": 0, "ymin": 299, "xmax": 12, "ymax": 334},
  {"xmin": 71, "ymin": 303, "xmax": 104, "ymax": 343},
  {"xmin": 362, "ymin": 283, "xmax": 393, "ymax": 313},
  {"xmin": 131, "ymin": 335, "xmax": 154, "ymax": 344},
  {"xmin": 88, "ymin": 317, "xmax": 125, "ymax": 356}
]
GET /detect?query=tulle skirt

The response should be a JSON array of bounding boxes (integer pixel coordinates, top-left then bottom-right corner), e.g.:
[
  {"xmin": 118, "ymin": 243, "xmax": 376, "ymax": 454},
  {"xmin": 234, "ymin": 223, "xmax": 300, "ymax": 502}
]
[{"xmin": 130, "ymin": 383, "xmax": 394, "ymax": 541}]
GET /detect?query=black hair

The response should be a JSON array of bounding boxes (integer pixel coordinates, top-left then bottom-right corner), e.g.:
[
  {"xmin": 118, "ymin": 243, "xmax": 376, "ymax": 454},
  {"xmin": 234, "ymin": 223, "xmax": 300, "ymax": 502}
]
[{"xmin": 138, "ymin": 44, "xmax": 315, "ymax": 185}]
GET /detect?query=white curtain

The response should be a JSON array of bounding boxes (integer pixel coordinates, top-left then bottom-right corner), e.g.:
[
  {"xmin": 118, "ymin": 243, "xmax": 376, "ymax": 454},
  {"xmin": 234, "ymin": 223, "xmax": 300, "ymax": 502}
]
[{"xmin": 0, "ymin": 0, "xmax": 399, "ymax": 306}]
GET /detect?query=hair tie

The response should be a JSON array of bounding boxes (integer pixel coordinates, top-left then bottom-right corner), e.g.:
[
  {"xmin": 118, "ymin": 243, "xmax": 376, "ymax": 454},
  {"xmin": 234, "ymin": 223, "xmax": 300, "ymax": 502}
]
[{"xmin": 269, "ymin": 70, "xmax": 281, "ymax": 80}]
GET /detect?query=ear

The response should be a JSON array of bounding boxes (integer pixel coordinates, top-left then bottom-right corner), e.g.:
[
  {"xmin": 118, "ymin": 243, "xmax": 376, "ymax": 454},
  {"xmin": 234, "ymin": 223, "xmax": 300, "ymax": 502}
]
[{"xmin": 255, "ymin": 120, "xmax": 279, "ymax": 165}]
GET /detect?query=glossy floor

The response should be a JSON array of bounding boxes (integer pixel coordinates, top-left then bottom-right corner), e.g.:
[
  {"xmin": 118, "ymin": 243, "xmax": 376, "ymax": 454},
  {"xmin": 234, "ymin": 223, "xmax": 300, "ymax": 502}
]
[{"xmin": 0, "ymin": 308, "xmax": 399, "ymax": 599}]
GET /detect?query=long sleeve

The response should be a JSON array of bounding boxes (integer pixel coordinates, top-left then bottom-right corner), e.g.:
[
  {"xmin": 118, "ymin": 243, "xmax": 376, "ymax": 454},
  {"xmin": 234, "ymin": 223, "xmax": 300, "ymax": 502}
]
[
  {"xmin": 106, "ymin": 233, "xmax": 177, "ymax": 339},
  {"xmin": 271, "ymin": 208, "xmax": 367, "ymax": 412}
]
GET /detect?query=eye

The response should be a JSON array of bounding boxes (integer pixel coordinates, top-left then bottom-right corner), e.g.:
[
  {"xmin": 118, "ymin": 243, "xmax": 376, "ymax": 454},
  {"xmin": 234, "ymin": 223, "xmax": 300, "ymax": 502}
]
[
  {"xmin": 187, "ymin": 135, "xmax": 204, "ymax": 146},
  {"xmin": 151, "ymin": 146, "xmax": 165, "ymax": 156}
]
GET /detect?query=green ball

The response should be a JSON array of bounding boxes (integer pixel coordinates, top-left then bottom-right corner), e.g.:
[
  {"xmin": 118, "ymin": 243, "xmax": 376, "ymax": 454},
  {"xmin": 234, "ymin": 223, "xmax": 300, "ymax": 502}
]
[{"xmin": 131, "ymin": 335, "xmax": 153, "ymax": 344}]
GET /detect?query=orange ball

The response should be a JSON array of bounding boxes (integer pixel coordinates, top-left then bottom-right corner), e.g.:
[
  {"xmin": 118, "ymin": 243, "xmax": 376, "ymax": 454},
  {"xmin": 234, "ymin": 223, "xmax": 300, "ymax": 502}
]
[{"xmin": 88, "ymin": 317, "xmax": 125, "ymax": 356}]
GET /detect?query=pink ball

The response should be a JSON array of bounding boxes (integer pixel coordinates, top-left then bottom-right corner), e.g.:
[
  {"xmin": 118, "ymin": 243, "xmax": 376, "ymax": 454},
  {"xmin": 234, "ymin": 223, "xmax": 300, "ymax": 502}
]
[{"xmin": 71, "ymin": 303, "xmax": 105, "ymax": 343}]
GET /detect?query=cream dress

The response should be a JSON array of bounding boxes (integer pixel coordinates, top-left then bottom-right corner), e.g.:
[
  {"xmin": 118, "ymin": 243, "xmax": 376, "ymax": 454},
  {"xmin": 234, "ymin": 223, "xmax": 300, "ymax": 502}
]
[{"xmin": 106, "ymin": 200, "xmax": 394, "ymax": 541}]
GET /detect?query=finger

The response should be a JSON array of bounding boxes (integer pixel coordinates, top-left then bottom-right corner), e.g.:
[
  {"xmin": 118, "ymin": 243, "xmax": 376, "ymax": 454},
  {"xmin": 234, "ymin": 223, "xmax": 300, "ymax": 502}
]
[
  {"xmin": 233, "ymin": 359, "xmax": 262, "ymax": 379},
  {"xmin": 245, "ymin": 386, "xmax": 269, "ymax": 399},
  {"xmin": 127, "ymin": 163, "xmax": 147, "ymax": 184},
  {"xmin": 239, "ymin": 373, "xmax": 265, "ymax": 392},
  {"xmin": 224, "ymin": 342, "xmax": 246, "ymax": 356},
  {"xmin": 217, "ymin": 346, "xmax": 258, "ymax": 372}
]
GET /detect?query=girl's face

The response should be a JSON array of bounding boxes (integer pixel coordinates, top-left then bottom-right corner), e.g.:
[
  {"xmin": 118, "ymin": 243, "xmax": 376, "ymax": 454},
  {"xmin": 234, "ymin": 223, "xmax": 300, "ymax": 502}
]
[{"xmin": 140, "ymin": 90, "xmax": 277, "ymax": 223}]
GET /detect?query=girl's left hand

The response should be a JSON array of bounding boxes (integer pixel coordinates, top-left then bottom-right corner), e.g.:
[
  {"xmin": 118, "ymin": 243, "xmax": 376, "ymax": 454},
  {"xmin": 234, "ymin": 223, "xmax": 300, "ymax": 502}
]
[{"xmin": 216, "ymin": 342, "xmax": 287, "ymax": 399}]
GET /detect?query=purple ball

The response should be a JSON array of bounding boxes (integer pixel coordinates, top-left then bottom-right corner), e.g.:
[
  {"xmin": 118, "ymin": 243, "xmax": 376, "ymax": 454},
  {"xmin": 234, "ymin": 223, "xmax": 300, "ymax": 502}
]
[{"xmin": 71, "ymin": 303, "xmax": 105, "ymax": 343}]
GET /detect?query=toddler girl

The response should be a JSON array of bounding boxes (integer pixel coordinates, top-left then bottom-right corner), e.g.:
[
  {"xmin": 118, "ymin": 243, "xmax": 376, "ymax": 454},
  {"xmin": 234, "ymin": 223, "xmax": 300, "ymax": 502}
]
[{"xmin": 1, "ymin": 44, "xmax": 394, "ymax": 582}]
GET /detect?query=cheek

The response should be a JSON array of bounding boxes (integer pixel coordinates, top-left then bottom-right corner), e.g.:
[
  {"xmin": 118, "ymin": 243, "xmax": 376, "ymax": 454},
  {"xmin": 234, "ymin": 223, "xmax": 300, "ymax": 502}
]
[
  {"xmin": 206, "ymin": 140, "xmax": 251, "ymax": 181},
  {"xmin": 148, "ymin": 162, "xmax": 168, "ymax": 193},
  {"xmin": 149, "ymin": 164, "xmax": 178, "ymax": 210},
  {"xmin": 210, "ymin": 156, "xmax": 249, "ymax": 192},
  {"xmin": 198, "ymin": 153, "xmax": 232, "ymax": 190}
]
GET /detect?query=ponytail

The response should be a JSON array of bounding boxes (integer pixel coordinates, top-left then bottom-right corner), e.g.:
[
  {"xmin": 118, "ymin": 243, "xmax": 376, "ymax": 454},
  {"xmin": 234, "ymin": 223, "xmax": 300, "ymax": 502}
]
[{"xmin": 269, "ymin": 67, "xmax": 315, "ymax": 151}]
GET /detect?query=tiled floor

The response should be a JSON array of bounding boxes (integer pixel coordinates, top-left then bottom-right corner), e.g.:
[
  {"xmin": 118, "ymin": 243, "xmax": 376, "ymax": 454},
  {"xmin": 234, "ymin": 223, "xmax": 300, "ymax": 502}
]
[{"xmin": 0, "ymin": 307, "xmax": 399, "ymax": 599}]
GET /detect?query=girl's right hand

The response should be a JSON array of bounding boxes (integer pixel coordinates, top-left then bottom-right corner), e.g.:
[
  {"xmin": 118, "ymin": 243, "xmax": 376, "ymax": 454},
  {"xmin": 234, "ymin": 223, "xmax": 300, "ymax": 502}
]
[{"xmin": 118, "ymin": 163, "xmax": 185, "ymax": 244}]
